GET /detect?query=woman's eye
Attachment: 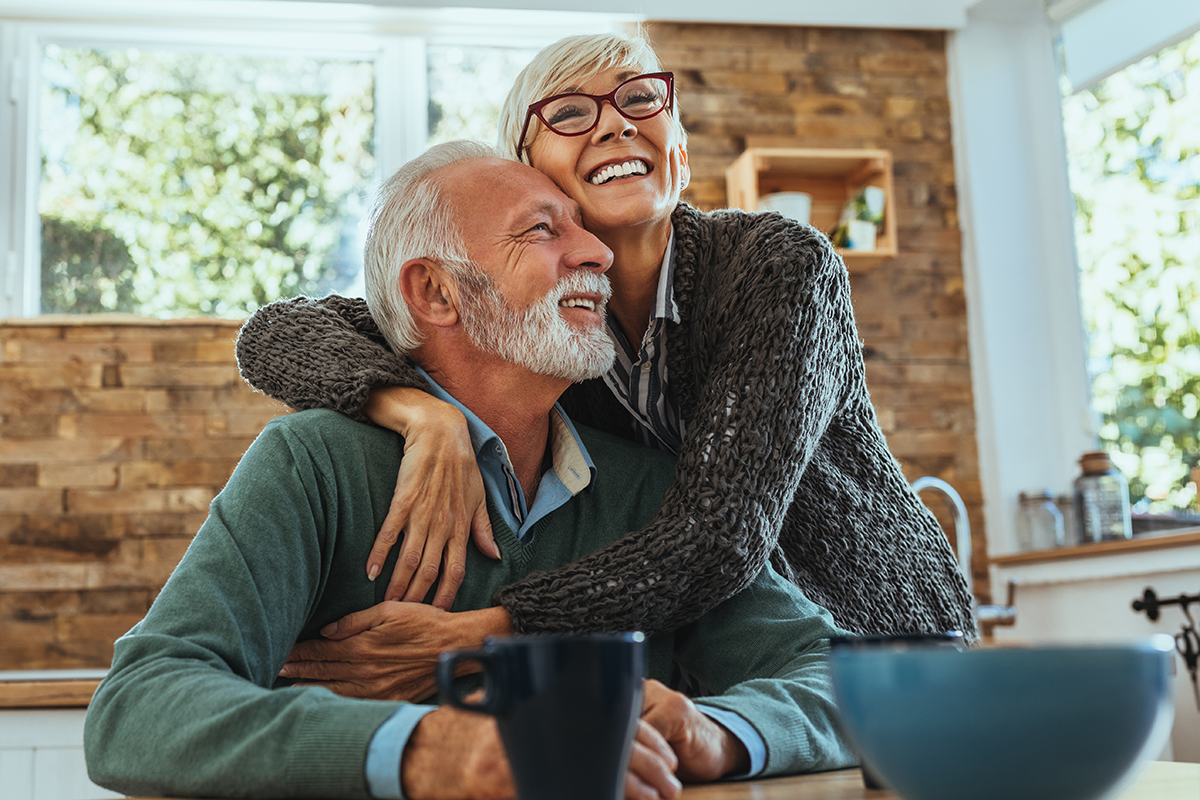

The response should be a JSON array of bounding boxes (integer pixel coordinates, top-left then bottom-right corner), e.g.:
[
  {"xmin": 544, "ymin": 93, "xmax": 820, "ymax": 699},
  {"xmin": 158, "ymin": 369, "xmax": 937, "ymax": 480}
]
[
  {"xmin": 546, "ymin": 103, "xmax": 589, "ymax": 127},
  {"xmin": 621, "ymin": 91, "xmax": 658, "ymax": 107},
  {"xmin": 618, "ymin": 90, "xmax": 663, "ymax": 114}
]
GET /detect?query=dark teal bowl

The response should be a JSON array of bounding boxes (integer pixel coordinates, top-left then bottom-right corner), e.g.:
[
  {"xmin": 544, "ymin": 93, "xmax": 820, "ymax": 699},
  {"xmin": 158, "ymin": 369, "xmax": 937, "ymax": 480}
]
[{"xmin": 830, "ymin": 638, "xmax": 1175, "ymax": 800}]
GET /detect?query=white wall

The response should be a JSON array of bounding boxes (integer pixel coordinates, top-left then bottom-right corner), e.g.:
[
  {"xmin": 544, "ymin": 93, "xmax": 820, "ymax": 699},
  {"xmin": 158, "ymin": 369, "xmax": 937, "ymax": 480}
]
[{"xmin": 946, "ymin": 0, "xmax": 1096, "ymax": 558}]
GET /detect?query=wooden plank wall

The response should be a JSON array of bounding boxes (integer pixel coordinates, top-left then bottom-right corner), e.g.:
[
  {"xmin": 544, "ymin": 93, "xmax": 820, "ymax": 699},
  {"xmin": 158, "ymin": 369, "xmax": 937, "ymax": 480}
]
[{"xmin": 0, "ymin": 318, "xmax": 286, "ymax": 670}]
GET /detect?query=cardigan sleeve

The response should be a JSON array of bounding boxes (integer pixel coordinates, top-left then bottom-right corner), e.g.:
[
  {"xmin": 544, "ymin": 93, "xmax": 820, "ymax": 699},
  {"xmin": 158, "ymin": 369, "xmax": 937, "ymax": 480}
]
[
  {"xmin": 235, "ymin": 294, "xmax": 428, "ymax": 422},
  {"xmin": 493, "ymin": 212, "xmax": 860, "ymax": 635}
]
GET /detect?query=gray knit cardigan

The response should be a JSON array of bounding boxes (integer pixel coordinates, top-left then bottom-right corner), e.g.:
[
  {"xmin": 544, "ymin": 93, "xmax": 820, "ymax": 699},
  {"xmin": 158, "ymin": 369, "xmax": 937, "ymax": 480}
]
[{"xmin": 235, "ymin": 202, "xmax": 977, "ymax": 640}]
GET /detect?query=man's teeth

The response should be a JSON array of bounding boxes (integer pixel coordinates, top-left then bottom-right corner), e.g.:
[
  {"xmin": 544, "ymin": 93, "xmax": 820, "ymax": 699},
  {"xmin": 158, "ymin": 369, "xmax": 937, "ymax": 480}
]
[
  {"xmin": 589, "ymin": 160, "xmax": 648, "ymax": 185},
  {"xmin": 560, "ymin": 298, "xmax": 597, "ymax": 311}
]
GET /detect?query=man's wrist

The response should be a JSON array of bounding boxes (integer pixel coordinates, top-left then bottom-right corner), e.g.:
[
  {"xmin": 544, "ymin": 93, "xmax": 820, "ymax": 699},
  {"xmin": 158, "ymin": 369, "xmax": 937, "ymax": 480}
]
[
  {"xmin": 695, "ymin": 705, "xmax": 760, "ymax": 778},
  {"xmin": 460, "ymin": 606, "xmax": 515, "ymax": 641},
  {"xmin": 718, "ymin": 724, "xmax": 751, "ymax": 777}
]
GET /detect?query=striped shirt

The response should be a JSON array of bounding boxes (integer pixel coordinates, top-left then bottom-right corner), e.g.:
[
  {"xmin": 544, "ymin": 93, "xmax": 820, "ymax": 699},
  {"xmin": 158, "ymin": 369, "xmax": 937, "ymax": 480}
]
[{"xmin": 602, "ymin": 230, "xmax": 686, "ymax": 454}]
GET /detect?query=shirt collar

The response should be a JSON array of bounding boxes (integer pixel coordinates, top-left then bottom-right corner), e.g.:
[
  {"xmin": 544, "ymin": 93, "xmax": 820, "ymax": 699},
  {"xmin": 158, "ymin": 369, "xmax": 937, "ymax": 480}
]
[
  {"xmin": 652, "ymin": 228, "xmax": 680, "ymax": 324},
  {"xmin": 415, "ymin": 366, "xmax": 596, "ymax": 495}
]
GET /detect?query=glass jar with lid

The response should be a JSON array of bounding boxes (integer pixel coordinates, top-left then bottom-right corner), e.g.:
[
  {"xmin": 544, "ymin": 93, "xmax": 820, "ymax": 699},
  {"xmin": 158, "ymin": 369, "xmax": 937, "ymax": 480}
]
[
  {"xmin": 1073, "ymin": 451, "xmax": 1133, "ymax": 543},
  {"xmin": 1016, "ymin": 490, "xmax": 1065, "ymax": 551}
]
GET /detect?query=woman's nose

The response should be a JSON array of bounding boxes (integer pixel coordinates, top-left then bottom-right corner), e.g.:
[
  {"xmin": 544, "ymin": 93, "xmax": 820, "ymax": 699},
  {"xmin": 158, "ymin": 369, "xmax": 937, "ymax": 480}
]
[{"xmin": 591, "ymin": 101, "xmax": 637, "ymax": 143}]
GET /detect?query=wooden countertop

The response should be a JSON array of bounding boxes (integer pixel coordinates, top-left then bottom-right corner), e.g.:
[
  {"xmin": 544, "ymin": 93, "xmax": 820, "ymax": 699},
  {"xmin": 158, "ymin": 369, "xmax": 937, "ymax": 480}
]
[
  {"xmin": 0, "ymin": 671, "xmax": 105, "ymax": 708},
  {"xmin": 121, "ymin": 762, "xmax": 1200, "ymax": 800}
]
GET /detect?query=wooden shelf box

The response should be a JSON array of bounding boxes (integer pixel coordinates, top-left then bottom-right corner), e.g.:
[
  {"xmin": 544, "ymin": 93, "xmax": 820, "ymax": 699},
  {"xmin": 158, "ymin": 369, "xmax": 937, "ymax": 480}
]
[{"xmin": 724, "ymin": 147, "xmax": 898, "ymax": 271}]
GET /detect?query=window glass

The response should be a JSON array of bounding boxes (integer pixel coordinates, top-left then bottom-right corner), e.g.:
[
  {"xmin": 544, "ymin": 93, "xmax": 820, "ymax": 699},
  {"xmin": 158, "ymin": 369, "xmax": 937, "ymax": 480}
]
[
  {"xmin": 426, "ymin": 44, "xmax": 541, "ymax": 149},
  {"xmin": 39, "ymin": 45, "xmax": 375, "ymax": 317},
  {"xmin": 1062, "ymin": 29, "xmax": 1200, "ymax": 520}
]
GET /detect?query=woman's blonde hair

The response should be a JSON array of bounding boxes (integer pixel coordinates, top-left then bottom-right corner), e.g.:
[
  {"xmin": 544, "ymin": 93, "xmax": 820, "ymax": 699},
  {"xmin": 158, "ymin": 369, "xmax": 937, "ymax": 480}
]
[{"xmin": 497, "ymin": 30, "xmax": 686, "ymax": 163}]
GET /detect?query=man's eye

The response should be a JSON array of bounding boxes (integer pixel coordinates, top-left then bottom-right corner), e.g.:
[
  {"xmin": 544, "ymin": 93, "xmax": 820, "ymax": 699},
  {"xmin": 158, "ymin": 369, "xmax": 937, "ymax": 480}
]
[{"xmin": 526, "ymin": 223, "xmax": 551, "ymax": 234}]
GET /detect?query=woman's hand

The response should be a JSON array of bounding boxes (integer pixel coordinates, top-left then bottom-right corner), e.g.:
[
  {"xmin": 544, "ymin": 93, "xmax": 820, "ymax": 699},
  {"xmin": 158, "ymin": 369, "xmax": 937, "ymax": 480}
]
[
  {"xmin": 280, "ymin": 603, "xmax": 513, "ymax": 701},
  {"xmin": 364, "ymin": 386, "xmax": 499, "ymax": 608}
]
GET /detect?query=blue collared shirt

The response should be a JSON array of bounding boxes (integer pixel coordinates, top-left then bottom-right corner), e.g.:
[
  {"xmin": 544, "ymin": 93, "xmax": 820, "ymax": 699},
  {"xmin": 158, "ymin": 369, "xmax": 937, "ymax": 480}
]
[
  {"xmin": 364, "ymin": 374, "xmax": 764, "ymax": 798},
  {"xmin": 416, "ymin": 367, "xmax": 596, "ymax": 539}
]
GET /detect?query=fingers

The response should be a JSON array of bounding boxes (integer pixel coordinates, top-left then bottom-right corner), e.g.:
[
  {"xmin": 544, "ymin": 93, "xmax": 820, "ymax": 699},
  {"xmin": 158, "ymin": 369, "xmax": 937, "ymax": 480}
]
[
  {"xmin": 626, "ymin": 722, "xmax": 681, "ymax": 800},
  {"xmin": 390, "ymin": 525, "xmax": 447, "ymax": 604},
  {"xmin": 640, "ymin": 680, "xmax": 694, "ymax": 742},
  {"xmin": 368, "ymin": 478, "xmax": 416, "ymax": 590},
  {"xmin": 318, "ymin": 604, "xmax": 391, "ymax": 639},
  {"xmin": 469, "ymin": 501, "xmax": 500, "ymax": 561},
  {"xmin": 279, "ymin": 656, "xmax": 352, "ymax": 682},
  {"xmin": 431, "ymin": 532, "xmax": 469, "ymax": 611}
]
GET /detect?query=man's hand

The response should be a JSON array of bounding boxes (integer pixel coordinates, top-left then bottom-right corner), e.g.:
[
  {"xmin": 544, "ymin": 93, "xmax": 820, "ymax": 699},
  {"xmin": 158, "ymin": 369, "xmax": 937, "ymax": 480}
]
[
  {"xmin": 279, "ymin": 603, "xmax": 513, "ymax": 701},
  {"xmin": 639, "ymin": 679, "xmax": 750, "ymax": 784},
  {"xmin": 402, "ymin": 706, "xmax": 514, "ymax": 800}
]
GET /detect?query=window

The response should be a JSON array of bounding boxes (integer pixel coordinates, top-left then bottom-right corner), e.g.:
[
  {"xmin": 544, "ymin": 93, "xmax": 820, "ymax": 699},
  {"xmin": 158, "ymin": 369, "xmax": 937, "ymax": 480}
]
[
  {"xmin": 1, "ymin": 6, "xmax": 619, "ymax": 319},
  {"xmin": 1061, "ymin": 29, "xmax": 1200, "ymax": 521},
  {"xmin": 427, "ymin": 43, "xmax": 544, "ymax": 148},
  {"xmin": 39, "ymin": 45, "xmax": 376, "ymax": 317}
]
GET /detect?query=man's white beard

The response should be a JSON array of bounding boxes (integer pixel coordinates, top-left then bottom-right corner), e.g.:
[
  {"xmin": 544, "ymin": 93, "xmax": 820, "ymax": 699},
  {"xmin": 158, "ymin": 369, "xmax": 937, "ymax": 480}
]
[{"xmin": 457, "ymin": 269, "xmax": 616, "ymax": 382}]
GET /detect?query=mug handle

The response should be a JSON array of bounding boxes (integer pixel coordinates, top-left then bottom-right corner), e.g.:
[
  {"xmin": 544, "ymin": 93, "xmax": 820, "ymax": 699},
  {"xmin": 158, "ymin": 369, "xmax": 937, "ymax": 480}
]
[{"xmin": 437, "ymin": 649, "xmax": 502, "ymax": 715}]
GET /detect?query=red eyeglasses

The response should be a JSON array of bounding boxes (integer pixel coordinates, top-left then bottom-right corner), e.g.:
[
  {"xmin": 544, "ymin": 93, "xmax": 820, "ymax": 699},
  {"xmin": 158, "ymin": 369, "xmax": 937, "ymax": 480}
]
[{"xmin": 517, "ymin": 72, "xmax": 674, "ymax": 158}]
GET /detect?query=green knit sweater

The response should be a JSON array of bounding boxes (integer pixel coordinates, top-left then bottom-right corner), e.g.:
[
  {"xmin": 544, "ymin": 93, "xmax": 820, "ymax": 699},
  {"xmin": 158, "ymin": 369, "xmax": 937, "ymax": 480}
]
[{"xmin": 84, "ymin": 409, "xmax": 855, "ymax": 799}]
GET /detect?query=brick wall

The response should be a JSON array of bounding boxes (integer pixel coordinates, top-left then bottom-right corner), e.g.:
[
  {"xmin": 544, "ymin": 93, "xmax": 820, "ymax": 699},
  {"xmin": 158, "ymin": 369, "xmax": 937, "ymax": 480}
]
[
  {"xmin": 648, "ymin": 21, "xmax": 986, "ymax": 592},
  {"xmin": 0, "ymin": 318, "xmax": 286, "ymax": 669},
  {"xmin": 0, "ymin": 22, "xmax": 986, "ymax": 671}
]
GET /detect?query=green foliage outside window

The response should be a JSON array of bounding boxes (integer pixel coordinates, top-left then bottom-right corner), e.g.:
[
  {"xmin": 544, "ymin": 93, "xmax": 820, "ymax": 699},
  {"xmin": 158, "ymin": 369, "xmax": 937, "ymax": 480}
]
[
  {"xmin": 1062, "ymin": 30, "xmax": 1200, "ymax": 513},
  {"xmin": 39, "ymin": 46, "xmax": 375, "ymax": 318},
  {"xmin": 426, "ymin": 44, "xmax": 542, "ymax": 148}
]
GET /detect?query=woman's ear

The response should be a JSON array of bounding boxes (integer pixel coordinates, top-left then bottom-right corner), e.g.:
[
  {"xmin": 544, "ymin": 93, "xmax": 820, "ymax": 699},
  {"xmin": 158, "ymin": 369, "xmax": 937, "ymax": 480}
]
[
  {"xmin": 677, "ymin": 144, "xmax": 691, "ymax": 192},
  {"xmin": 399, "ymin": 259, "xmax": 459, "ymax": 328}
]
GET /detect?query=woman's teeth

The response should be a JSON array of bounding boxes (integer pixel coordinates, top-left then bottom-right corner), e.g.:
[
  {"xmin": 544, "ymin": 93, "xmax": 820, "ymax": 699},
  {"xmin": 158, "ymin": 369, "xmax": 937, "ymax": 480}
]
[
  {"xmin": 560, "ymin": 298, "xmax": 596, "ymax": 311},
  {"xmin": 589, "ymin": 160, "xmax": 648, "ymax": 185}
]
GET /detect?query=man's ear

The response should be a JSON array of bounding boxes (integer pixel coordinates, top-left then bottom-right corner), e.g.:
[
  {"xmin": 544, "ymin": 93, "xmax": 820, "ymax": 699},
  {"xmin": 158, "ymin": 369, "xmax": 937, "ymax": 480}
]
[{"xmin": 399, "ymin": 259, "xmax": 459, "ymax": 328}]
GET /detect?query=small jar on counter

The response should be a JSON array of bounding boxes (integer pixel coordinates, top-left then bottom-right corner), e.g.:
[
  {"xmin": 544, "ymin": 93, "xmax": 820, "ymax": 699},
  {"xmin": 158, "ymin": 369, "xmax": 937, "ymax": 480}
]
[
  {"xmin": 1054, "ymin": 494, "xmax": 1078, "ymax": 546},
  {"xmin": 1073, "ymin": 451, "xmax": 1133, "ymax": 543},
  {"xmin": 1016, "ymin": 490, "xmax": 1065, "ymax": 551}
]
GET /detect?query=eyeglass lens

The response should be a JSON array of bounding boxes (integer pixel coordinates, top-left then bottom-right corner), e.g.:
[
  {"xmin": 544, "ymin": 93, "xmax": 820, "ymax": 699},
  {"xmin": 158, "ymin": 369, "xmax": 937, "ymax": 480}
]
[{"xmin": 539, "ymin": 75, "xmax": 670, "ymax": 135}]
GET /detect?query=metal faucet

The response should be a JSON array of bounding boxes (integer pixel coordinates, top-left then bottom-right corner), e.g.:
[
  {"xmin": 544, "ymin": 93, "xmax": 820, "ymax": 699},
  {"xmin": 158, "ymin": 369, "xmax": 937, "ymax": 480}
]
[{"xmin": 911, "ymin": 476, "xmax": 1017, "ymax": 633}]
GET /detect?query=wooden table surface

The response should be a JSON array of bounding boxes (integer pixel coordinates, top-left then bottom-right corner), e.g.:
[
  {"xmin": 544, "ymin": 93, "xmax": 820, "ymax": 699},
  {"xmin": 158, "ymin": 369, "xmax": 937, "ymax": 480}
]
[
  {"xmin": 124, "ymin": 761, "xmax": 1199, "ymax": 800},
  {"xmin": 677, "ymin": 762, "xmax": 1198, "ymax": 799}
]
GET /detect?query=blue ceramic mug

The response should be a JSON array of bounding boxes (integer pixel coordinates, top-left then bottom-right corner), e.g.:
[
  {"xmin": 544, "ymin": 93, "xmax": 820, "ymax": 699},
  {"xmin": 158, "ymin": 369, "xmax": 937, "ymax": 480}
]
[{"xmin": 437, "ymin": 632, "xmax": 646, "ymax": 800}]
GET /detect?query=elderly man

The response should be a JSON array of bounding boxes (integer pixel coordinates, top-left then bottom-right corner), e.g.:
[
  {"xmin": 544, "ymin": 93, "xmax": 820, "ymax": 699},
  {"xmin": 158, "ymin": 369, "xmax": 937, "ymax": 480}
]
[{"xmin": 84, "ymin": 141, "xmax": 855, "ymax": 800}]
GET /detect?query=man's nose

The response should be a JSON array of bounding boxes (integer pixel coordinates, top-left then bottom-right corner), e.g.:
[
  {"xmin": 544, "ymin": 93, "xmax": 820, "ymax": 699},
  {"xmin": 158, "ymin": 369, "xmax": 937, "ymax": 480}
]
[
  {"xmin": 591, "ymin": 100, "xmax": 636, "ymax": 143},
  {"xmin": 566, "ymin": 227, "xmax": 613, "ymax": 274}
]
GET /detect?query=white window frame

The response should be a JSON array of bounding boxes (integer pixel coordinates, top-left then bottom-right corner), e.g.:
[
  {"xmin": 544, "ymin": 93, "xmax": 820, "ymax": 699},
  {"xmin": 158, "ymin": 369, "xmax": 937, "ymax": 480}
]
[{"xmin": 0, "ymin": 2, "xmax": 626, "ymax": 319}]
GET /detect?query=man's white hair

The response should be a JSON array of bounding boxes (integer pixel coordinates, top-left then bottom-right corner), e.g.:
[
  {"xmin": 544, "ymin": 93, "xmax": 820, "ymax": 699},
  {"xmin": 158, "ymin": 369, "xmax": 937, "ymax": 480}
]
[{"xmin": 364, "ymin": 139, "xmax": 497, "ymax": 354}]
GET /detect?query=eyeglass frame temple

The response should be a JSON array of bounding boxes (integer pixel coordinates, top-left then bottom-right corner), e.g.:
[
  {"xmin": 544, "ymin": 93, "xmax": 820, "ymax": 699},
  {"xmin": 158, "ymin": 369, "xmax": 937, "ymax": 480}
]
[{"xmin": 516, "ymin": 71, "xmax": 675, "ymax": 160}]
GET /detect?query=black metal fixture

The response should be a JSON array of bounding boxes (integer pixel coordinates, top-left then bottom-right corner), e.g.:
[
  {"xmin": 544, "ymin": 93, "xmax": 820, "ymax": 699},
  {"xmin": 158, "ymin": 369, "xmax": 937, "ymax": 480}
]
[{"xmin": 1132, "ymin": 588, "xmax": 1199, "ymax": 710}]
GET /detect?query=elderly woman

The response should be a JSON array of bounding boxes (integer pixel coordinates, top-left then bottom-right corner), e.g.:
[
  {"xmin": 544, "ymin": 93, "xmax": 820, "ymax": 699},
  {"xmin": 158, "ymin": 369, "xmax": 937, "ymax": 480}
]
[{"xmin": 236, "ymin": 31, "xmax": 975, "ymax": 683}]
